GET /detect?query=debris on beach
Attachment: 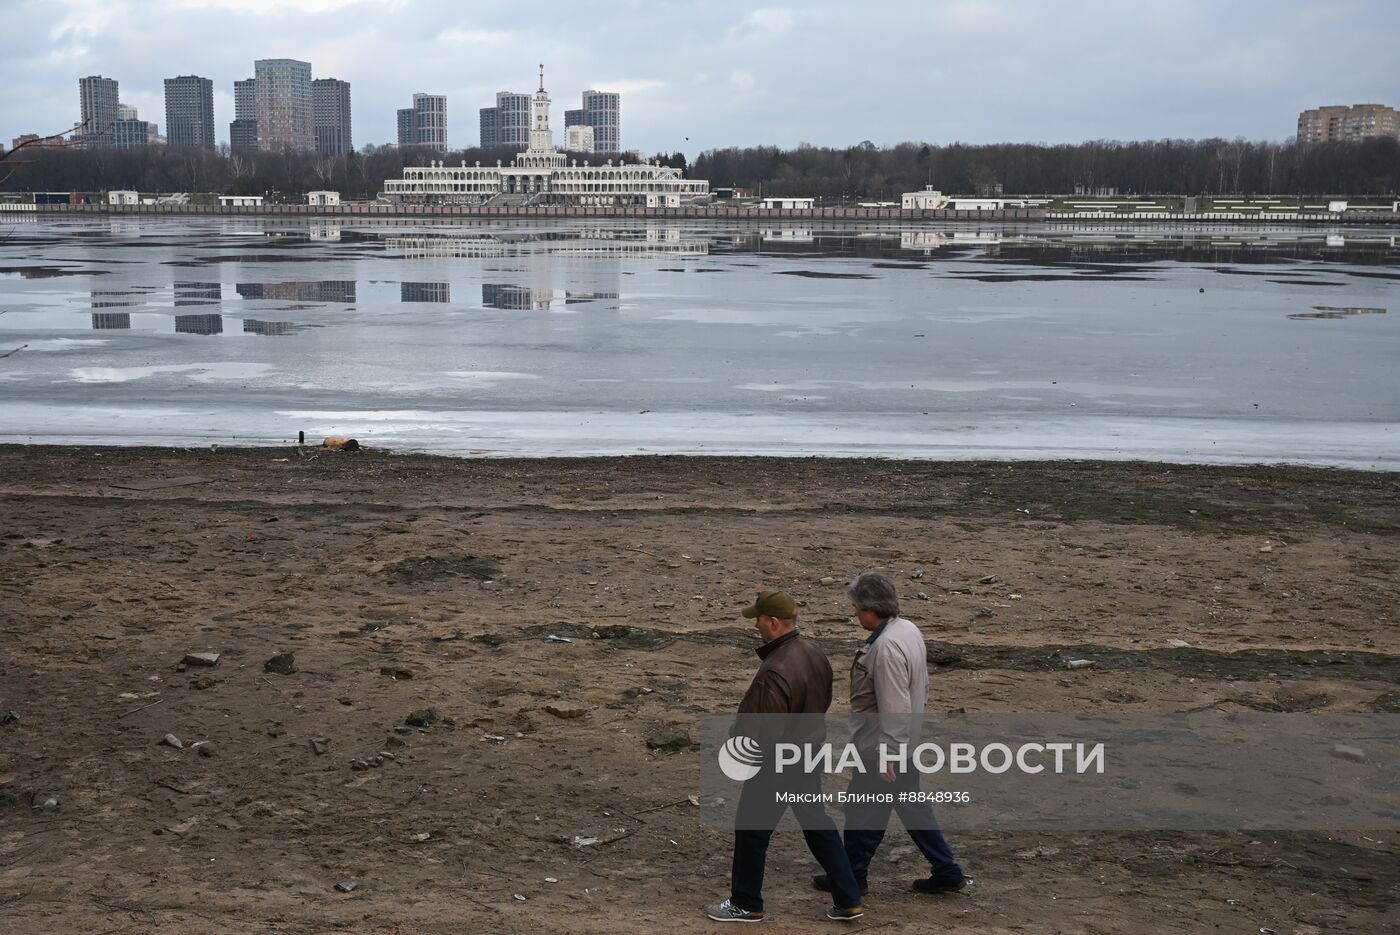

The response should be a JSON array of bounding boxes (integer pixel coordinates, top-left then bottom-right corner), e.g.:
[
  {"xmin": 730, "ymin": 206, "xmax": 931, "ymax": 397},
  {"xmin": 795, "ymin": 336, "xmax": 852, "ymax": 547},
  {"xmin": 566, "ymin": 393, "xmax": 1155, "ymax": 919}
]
[
  {"xmin": 646, "ymin": 728, "xmax": 693, "ymax": 751},
  {"xmin": 263, "ymin": 652, "xmax": 296, "ymax": 675},
  {"xmin": 182, "ymin": 652, "xmax": 220, "ymax": 667},
  {"xmin": 544, "ymin": 701, "xmax": 587, "ymax": 719},
  {"xmin": 404, "ymin": 708, "xmax": 441, "ymax": 728},
  {"xmin": 322, "ymin": 436, "xmax": 361, "ymax": 451}
]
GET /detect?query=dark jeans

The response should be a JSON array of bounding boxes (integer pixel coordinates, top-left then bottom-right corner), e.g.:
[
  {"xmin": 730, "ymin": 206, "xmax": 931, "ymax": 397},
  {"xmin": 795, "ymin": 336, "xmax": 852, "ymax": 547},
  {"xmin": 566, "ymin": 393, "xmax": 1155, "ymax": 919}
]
[
  {"xmin": 730, "ymin": 769, "xmax": 862, "ymax": 912},
  {"xmin": 842, "ymin": 765, "xmax": 965, "ymax": 884}
]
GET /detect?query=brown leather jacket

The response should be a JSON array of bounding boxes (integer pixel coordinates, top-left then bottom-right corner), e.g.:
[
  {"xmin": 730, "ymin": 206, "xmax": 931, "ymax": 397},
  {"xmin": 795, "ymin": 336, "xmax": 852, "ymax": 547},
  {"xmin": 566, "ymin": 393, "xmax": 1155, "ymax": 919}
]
[{"xmin": 737, "ymin": 630, "xmax": 833, "ymax": 715}]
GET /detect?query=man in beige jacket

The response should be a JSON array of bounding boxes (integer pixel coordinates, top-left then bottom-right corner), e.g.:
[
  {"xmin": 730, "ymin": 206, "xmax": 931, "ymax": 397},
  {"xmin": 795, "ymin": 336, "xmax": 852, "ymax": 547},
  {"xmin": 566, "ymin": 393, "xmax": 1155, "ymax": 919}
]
[{"xmin": 813, "ymin": 572, "xmax": 968, "ymax": 897}]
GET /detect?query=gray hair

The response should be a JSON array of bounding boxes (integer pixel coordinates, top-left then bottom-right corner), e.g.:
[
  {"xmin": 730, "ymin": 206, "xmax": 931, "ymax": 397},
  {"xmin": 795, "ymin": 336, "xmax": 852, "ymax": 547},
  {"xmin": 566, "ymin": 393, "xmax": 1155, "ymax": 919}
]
[{"xmin": 847, "ymin": 572, "xmax": 900, "ymax": 619}]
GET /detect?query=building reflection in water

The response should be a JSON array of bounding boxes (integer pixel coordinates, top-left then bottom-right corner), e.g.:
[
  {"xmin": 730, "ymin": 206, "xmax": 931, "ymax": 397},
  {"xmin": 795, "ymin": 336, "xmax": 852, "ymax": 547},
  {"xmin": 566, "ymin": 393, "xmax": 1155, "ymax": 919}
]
[
  {"xmin": 388, "ymin": 227, "xmax": 710, "ymax": 311},
  {"xmin": 91, "ymin": 312, "xmax": 131, "ymax": 329},
  {"xmin": 237, "ymin": 281, "xmax": 356, "ymax": 303},
  {"xmin": 482, "ymin": 283, "xmax": 553, "ymax": 310},
  {"xmin": 175, "ymin": 313, "xmax": 223, "ymax": 335},
  {"xmin": 174, "ymin": 281, "xmax": 222, "ymax": 306},
  {"xmin": 243, "ymin": 319, "xmax": 299, "ymax": 336},
  {"xmin": 565, "ymin": 290, "xmax": 620, "ymax": 305},
  {"xmin": 401, "ymin": 282, "xmax": 451, "ymax": 303},
  {"xmin": 89, "ymin": 290, "xmax": 135, "ymax": 308},
  {"xmin": 762, "ymin": 229, "xmax": 815, "ymax": 243}
]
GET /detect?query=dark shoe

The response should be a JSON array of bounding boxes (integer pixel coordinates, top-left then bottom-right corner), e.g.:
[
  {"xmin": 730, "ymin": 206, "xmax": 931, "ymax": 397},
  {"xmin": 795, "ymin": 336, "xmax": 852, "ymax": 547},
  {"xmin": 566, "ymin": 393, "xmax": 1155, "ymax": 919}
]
[
  {"xmin": 706, "ymin": 898, "xmax": 764, "ymax": 922},
  {"xmin": 825, "ymin": 905, "xmax": 865, "ymax": 921},
  {"xmin": 912, "ymin": 874, "xmax": 969, "ymax": 894},
  {"xmin": 812, "ymin": 874, "xmax": 869, "ymax": 897}
]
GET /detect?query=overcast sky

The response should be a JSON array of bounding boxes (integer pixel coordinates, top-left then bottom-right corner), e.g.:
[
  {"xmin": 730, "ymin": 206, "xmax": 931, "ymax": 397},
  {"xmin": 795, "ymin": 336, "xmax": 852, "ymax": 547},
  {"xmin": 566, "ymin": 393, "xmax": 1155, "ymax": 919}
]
[{"xmin": 5, "ymin": 0, "xmax": 1398, "ymax": 154}]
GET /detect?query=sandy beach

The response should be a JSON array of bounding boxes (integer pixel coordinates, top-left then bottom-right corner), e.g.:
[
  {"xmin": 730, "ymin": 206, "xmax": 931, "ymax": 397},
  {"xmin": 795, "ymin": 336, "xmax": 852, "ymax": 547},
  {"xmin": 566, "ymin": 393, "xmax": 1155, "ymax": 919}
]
[{"xmin": 1, "ymin": 445, "xmax": 1397, "ymax": 933}]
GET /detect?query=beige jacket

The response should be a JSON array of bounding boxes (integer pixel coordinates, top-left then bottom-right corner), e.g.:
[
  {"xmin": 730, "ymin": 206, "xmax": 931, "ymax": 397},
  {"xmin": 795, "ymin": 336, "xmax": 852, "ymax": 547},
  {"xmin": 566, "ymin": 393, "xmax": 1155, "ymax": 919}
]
[{"xmin": 849, "ymin": 616, "xmax": 928, "ymax": 755}]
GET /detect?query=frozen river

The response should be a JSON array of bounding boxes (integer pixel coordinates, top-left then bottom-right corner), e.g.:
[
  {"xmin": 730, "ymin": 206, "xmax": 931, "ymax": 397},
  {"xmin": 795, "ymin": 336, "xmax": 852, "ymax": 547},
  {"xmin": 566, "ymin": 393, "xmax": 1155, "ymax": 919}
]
[{"xmin": 0, "ymin": 216, "xmax": 1396, "ymax": 468}]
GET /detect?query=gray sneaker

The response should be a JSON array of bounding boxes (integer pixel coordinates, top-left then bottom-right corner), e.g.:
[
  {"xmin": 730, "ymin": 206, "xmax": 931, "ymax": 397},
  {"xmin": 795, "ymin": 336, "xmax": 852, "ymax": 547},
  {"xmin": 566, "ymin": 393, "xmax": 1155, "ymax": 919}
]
[
  {"xmin": 826, "ymin": 904, "xmax": 866, "ymax": 921},
  {"xmin": 706, "ymin": 898, "xmax": 764, "ymax": 922}
]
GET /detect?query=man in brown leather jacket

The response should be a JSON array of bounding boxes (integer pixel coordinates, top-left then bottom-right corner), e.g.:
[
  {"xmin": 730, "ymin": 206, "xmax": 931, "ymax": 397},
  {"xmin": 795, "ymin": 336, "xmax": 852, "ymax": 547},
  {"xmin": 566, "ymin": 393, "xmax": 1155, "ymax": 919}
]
[{"xmin": 706, "ymin": 591, "xmax": 866, "ymax": 924}]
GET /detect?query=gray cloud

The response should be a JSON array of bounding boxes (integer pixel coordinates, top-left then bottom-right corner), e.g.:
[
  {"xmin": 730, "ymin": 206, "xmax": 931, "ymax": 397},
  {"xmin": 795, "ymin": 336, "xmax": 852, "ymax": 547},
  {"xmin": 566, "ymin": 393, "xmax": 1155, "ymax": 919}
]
[{"xmin": 4, "ymin": 0, "xmax": 1397, "ymax": 155}]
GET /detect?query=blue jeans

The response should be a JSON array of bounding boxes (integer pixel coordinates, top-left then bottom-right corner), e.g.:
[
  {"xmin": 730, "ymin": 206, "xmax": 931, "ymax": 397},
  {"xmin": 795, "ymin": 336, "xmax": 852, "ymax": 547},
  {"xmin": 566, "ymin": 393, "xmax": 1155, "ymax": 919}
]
[
  {"xmin": 841, "ymin": 766, "xmax": 964, "ymax": 884},
  {"xmin": 730, "ymin": 769, "xmax": 863, "ymax": 912}
]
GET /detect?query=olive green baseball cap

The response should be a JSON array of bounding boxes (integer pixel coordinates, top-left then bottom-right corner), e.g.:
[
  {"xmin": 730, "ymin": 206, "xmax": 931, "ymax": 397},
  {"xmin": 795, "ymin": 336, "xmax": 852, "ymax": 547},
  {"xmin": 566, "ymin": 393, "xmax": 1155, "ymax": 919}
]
[{"xmin": 742, "ymin": 590, "xmax": 797, "ymax": 619}]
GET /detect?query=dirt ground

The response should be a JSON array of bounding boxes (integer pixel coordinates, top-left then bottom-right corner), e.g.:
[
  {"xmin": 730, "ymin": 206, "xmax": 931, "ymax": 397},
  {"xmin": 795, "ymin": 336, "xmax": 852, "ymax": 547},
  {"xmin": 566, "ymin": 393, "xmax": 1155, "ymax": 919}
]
[{"xmin": 1, "ymin": 445, "xmax": 1397, "ymax": 934}]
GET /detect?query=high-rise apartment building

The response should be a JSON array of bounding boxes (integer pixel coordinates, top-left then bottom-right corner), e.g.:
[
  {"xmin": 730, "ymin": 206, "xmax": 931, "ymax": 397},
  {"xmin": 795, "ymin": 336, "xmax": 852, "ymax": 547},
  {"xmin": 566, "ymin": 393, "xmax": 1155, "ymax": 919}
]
[
  {"xmin": 230, "ymin": 78, "xmax": 257, "ymax": 153},
  {"xmin": 254, "ymin": 58, "xmax": 314, "ymax": 152},
  {"xmin": 396, "ymin": 93, "xmax": 446, "ymax": 150},
  {"xmin": 1297, "ymin": 104, "xmax": 1400, "ymax": 143},
  {"xmin": 479, "ymin": 107, "xmax": 498, "ymax": 148},
  {"xmin": 163, "ymin": 75, "xmax": 215, "ymax": 149},
  {"xmin": 78, "ymin": 75, "xmax": 120, "ymax": 146},
  {"xmin": 312, "ymin": 78, "xmax": 352, "ymax": 154},
  {"xmin": 479, "ymin": 91, "xmax": 530, "ymax": 149},
  {"xmin": 110, "ymin": 105, "xmax": 159, "ymax": 149},
  {"xmin": 578, "ymin": 90, "xmax": 620, "ymax": 152},
  {"xmin": 414, "ymin": 93, "xmax": 446, "ymax": 150}
]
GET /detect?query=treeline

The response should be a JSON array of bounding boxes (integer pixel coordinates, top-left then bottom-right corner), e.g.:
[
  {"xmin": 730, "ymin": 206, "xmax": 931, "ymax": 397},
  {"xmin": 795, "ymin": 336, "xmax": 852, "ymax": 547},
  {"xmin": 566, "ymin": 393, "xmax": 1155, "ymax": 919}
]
[
  {"xmin": 692, "ymin": 138, "xmax": 1400, "ymax": 198},
  {"xmin": 3, "ymin": 137, "xmax": 1397, "ymax": 199},
  {"xmin": 0, "ymin": 143, "xmax": 637, "ymax": 200}
]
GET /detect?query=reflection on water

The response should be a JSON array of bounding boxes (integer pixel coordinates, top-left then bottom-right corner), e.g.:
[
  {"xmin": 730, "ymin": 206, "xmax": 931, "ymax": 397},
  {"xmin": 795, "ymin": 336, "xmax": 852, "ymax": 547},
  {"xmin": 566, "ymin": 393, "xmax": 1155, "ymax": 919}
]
[
  {"xmin": 762, "ymin": 229, "xmax": 814, "ymax": 243},
  {"xmin": 901, "ymin": 230, "xmax": 1002, "ymax": 252},
  {"xmin": 389, "ymin": 236, "xmax": 506, "ymax": 258},
  {"xmin": 237, "ymin": 281, "xmax": 356, "ymax": 303},
  {"xmin": 174, "ymin": 313, "xmax": 222, "ymax": 335},
  {"xmin": 243, "ymin": 319, "xmax": 300, "ymax": 335},
  {"xmin": 90, "ymin": 290, "xmax": 136, "ymax": 308},
  {"xmin": 26, "ymin": 224, "xmax": 1393, "ymax": 334},
  {"xmin": 388, "ymin": 228, "xmax": 709, "ymax": 258},
  {"xmin": 401, "ymin": 282, "xmax": 450, "ymax": 303},
  {"xmin": 565, "ymin": 290, "xmax": 619, "ymax": 305},
  {"xmin": 483, "ymin": 283, "xmax": 552, "ymax": 310},
  {"xmin": 92, "ymin": 312, "xmax": 130, "ymax": 329},
  {"xmin": 1289, "ymin": 305, "xmax": 1387, "ymax": 320},
  {"xmin": 175, "ymin": 281, "xmax": 221, "ymax": 306}
]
